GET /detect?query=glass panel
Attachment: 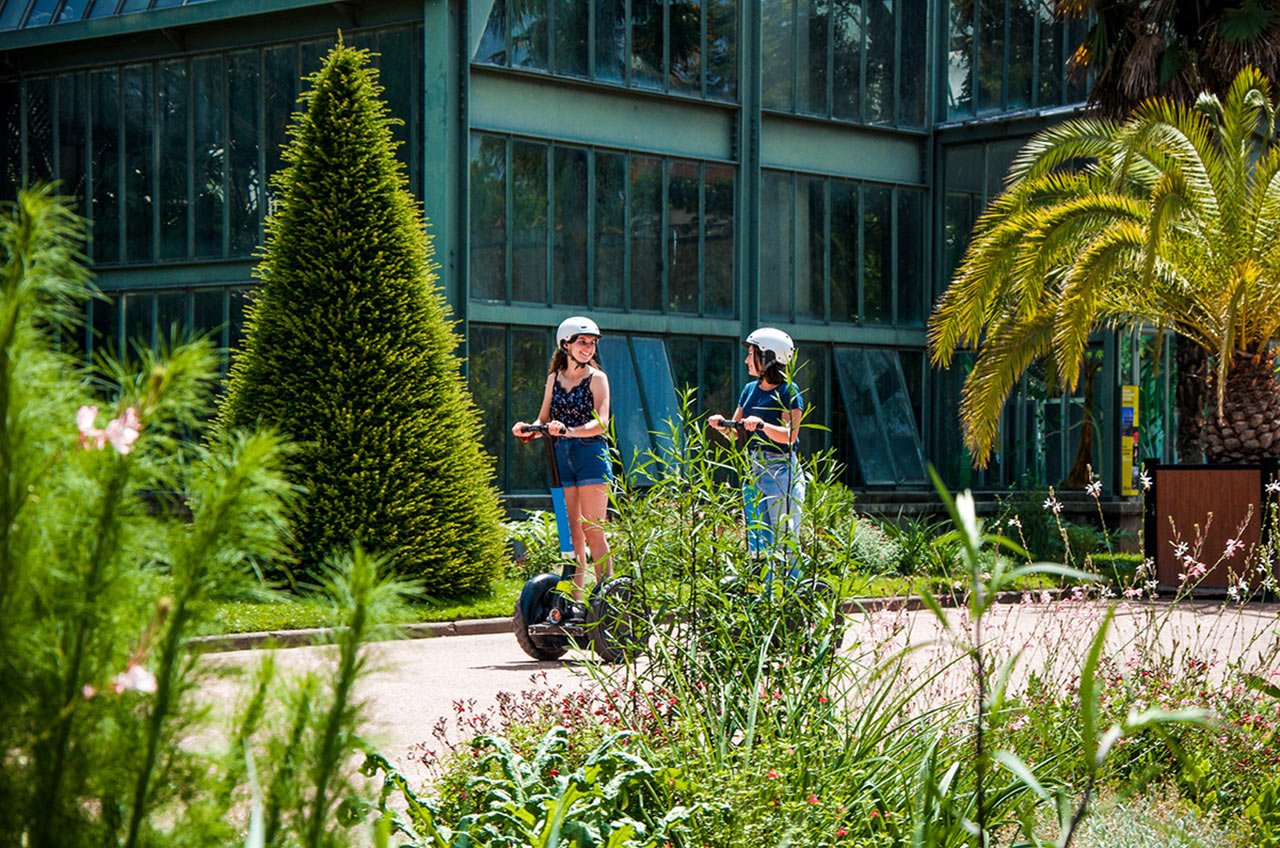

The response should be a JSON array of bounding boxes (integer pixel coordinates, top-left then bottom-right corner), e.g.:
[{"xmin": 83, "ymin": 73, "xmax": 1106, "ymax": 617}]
[
  {"xmin": 0, "ymin": 0, "xmax": 29, "ymax": 27},
  {"xmin": 85, "ymin": 0, "xmax": 116, "ymax": 19},
  {"xmin": 594, "ymin": 150, "xmax": 625, "ymax": 309},
  {"xmin": 263, "ymin": 45, "xmax": 297, "ymax": 208},
  {"xmin": 228, "ymin": 50, "xmax": 260, "ymax": 256},
  {"xmin": 899, "ymin": 347, "xmax": 923, "ymax": 433},
  {"xmin": 936, "ymin": 350, "xmax": 975, "ymax": 487},
  {"xmin": 1066, "ymin": 13, "xmax": 1089, "ymax": 102},
  {"xmin": 947, "ymin": 0, "xmax": 972, "ymax": 117},
  {"xmin": 193, "ymin": 287, "xmax": 225, "ymax": 350},
  {"xmin": 867, "ymin": 348, "xmax": 926, "ymax": 481},
  {"xmin": 947, "ymin": 142, "xmax": 983, "ymax": 192},
  {"xmin": 829, "ymin": 179, "xmax": 856, "ymax": 323},
  {"xmin": 760, "ymin": 170, "xmax": 792, "ymax": 320},
  {"xmin": 510, "ymin": 0, "xmax": 549, "ymax": 70},
  {"xmin": 1008, "ymin": 0, "xmax": 1034, "ymax": 109},
  {"xmin": 944, "ymin": 191, "xmax": 975, "ymax": 279},
  {"xmin": 667, "ymin": 336, "xmax": 698, "ymax": 410},
  {"xmin": 123, "ymin": 65, "xmax": 153, "ymax": 263},
  {"xmin": 300, "ymin": 40, "xmax": 328, "ymax": 78},
  {"xmin": 1036, "ymin": 3, "xmax": 1062, "ymax": 106},
  {"xmin": 23, "ymin": 0, "xmax": 59, "ymax": 26},
  {"xmin": 832, "ymin": 347, "xmax": 895, "ymax": 484},
  {"xmin": 862, "ymin": 183, "xmax": 890, "ymax": 324},
  {"xmin": 227, "ymin": 286, "xmax": 251, "ymax": 360},
  {"xmin": 631, "ymin": 0, "xmax": 663, "ymax": 90},
  {"xmin": 57, "ymin": 74, "xmax": 87, "ymax": 214},
  {"xmin": 705, "ymin": 0, "xmax": 736, "ymax": 100},
  {"xmin": 832, "ymin": 0, "xmax": 862, "ymax": 120},
  {"xmin": 597, "ymin": 336, "xmax": 652, "ymax": 482},
  {"xmin": 159, "ymin": 59, "xmax": 188, "ymax": 260},
  {"xmin": 118, "ymin": 0, "xmax": 149, "ymax": 12},
  {"xmin": 798, "ymin": 0, "xmax": 827, "ymax": 115},
  {"xmin": 155, "ymin": 290, "xmax": 187, "ymax": 344},
  {"xmin": 796, "ymin": 175, "xmax": 824, "ymax": 321},
  {"xmin": 468, "ymin": 324, "xmax": 508, "ymax": 490},
  {"xmin": 667, "ymin": 160, "xmax": 699, "ymax": 313},
  {"xmin": 2, "ymin": 83, "xmax": 21, "ymax": 202},
  {"xmin": 377, "ymin": 28, "xmax": 416, "ymax": 185},
  {"xmin": 474, "ymin": 0, "xmax": 508, "ymax": 65},
  {"xmin": 192, "ymin": 55, "xmax": 224, "ymax": 259},
  {"xmin": 703, "ymin": 164, "xmax": 733, "ymax": 316},
  {"xmin": 552, "ymin": 145, "xmax": 588, "ymax": 305},
  {"xmin": 864, "ymin": 0, "xmax": 894, "ymax": 124},
  {"xmin": 512, "ymin": 140, "xmax": 548, "ymax": 303},
  {"xmin": 552, "ymin": 0, "xmax": 588, "ymax": 76},
  {"xmin": 90, "ymin": 69, "xmax": 120, "ymax": 263},
  {"xmin": 761, "ymin": 0, "xmax": 794, "ymax": 110},
  {"xmin": 91, "ymin": 294, "xmax": 119, "ymax": 363},
  {"xmin": 470, "ymin": 134, "xmax": 507, "ymax": 302},
  {"xmin": 56, "ymin": 0, "xmax": 92, "ymax": 23},
  {"xmin": 510, "ymin": 327, "xmax": 550, "ymax": 491},
  {"xmin": 632, "ymin": 336, "xmax": 680, "ymax": 460},
  {"xmin": 594, "ymin": 0, "xmax": 625, "ymax": 82},
  {"xmin": 797, "ymin": 343, "xmax": 825, "ymax": 453},
  {"xmin": 898, "ymin": 0, "xmax": 926, "ymax": 126},
  {"xmin": 123, "ymin": 291, "xmax": 154, "ymax": 355},
  {"xmin": 977, "ymin": 0, "xmax": 1003, "ymax": 112},
  {"xmin": 26, "ymin": 77, "xmax": 54, "ymax": 183},
  {"xmin": 987, "ymin": 138, "xmax": 1022, "ymax": 198},
  {"xmin": 702, "ymin": 337, "xmax": 734, "ymax": 417},
  {"xmin": 629, "ymin": 155, "xmax": 662, "ymax": 310},
  {"xmin": 896, "ymin": 189, "xmax": 924, "ymax": 326},
  {"xmin": 670, "ymin": 0, "xmax": 703, "ymax": 95}
]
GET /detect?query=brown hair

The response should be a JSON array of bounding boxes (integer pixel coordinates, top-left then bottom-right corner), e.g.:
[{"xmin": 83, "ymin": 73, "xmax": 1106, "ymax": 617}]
[
  {"xmin": 548, "ymin": 341, "xmax": 602, "ymax": 375},
  {"xmin": 751, "ymin": 345, "xmax": 786, "ymax": 387}
]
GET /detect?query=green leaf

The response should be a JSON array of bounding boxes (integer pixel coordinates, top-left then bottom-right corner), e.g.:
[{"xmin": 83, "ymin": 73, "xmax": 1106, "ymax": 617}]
[{"xmin": 993, "ymin": 750, "xmax": 1049, "ymax": 801}]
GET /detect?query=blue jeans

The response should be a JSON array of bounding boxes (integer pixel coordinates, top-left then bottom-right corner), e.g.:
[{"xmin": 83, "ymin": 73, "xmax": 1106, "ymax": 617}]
[
  {"xmin": 553, "ymin": 436, "xmax": 612, "ymax": 487},
  {"xmin": 743, "ymin": 452, "xmax": 806, "ymax": 581}
]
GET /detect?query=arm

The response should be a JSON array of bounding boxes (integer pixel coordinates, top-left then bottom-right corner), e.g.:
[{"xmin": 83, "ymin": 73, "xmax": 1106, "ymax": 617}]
[
  {"xmin": 742, "ymin": 408, "xmax": 801, "ymax": 445},
  {"xmin": 708, "ymin": 408, "xmax": 745, "ymax": 435}
]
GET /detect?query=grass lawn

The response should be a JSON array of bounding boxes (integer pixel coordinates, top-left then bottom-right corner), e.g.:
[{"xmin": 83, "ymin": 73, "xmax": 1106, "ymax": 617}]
[{"xmin": 206, "ymin": 572, "xmax": 1066, "ymax": 636}]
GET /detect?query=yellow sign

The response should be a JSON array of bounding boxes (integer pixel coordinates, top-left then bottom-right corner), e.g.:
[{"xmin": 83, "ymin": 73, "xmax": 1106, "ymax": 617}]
[{"xmin": 1120, "ymin": 385, "xmax": 1140, "ymax": 496}]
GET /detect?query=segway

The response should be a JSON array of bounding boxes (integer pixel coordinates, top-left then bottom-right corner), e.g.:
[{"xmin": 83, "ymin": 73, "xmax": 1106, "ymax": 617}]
[{"xmin": 512, "ymin": 425, "xmax": 648, "ymax": 663}]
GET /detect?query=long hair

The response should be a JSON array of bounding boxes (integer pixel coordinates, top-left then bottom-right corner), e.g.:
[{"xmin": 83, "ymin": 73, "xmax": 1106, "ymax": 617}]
[
  {"xmin": 751, "ymin": 346, "xmax": 786, "ymax": 386},
  {"xmin": 548, "ymin": 343, "xmax": 602, "ymax": 375}
]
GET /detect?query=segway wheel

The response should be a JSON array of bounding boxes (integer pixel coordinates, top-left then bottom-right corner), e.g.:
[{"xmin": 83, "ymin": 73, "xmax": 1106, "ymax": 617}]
[
  {"xmin": 586, "ymin": 576, "xmax": 649, "ymax": 664},
  {"xmin": 513, "ymin": 573, "xmax": 570, "ymax": 661}
]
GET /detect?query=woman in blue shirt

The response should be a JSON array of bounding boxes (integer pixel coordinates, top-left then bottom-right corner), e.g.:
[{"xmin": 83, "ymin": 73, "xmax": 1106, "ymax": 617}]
[{"xmin": 709, "ymin": 328, "xmax": 805, "ymax": 572}]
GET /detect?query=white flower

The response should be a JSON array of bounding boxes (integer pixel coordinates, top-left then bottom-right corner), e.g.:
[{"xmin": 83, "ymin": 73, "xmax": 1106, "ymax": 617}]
[
  {"xmin": 1173, "ymin": 541, "xmax": 1188, "ymax": 558},
  {"xmin": 1228, "ymin": 586, "xmax": 1239, "ymax": 601},
  {"xmin": 1139, "ymin": 471, "xmax": 1152, "ymax": 491},
  {"xmin": 1085, "ymin": 480, "xmax": 1102, "ymax": 498},
  {"xmin": 1224, "ymin": 538, "xmax": 1244, "ymax": 559},
  {"xmin": 1043, "ymin": 496, "xmax": 1062, "ymax": 514},
  {"xmin": 1268, "ymin": 480, "xmax": 1280, "ymax": 495},
  {"xmin": 113, "ymin": 662, "xmax": 157, "ymax": 695},
  {"xmin": 1007, "ymin": 516, "xmax": 1022, "ymax": 530},
  {"xmin": 955, "ymin": 489, "xmax": 980, "ymax": 550}
]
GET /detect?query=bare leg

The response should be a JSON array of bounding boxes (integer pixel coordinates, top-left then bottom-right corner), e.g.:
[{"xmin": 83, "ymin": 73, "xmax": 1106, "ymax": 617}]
[
  {"xmin": 577, "ymin": 483, "xmax": 612, "ymax": 583},
  {"xmin": 561, "ymin": 485, "xmax": 588, "ymax": 601}
]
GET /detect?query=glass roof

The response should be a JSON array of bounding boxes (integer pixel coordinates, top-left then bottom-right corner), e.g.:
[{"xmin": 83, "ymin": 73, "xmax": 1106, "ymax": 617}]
[{"xmin": 0, "ymin": 0, "xmax": 211, "ymax": 31}]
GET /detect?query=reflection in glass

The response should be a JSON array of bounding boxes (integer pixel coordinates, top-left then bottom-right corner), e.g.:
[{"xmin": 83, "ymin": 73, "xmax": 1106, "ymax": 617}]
[
  {"xmin": 1037, "ymin": 1, "xmax": 1062, "ymax": 106},
  {"xmin": 228, "ymin": 286, "xmax": 251, "ymax": 358},
  {"xmin": 123, "ymin": 292, "xmax": 154, "ymax": 356},
  {"xmin": 91, "ymin": 69, "xmax": 120, "ymax": 263},
  {"xmin": 510, "ymin": 327, "xmax": 550, "ymax": 490},
  {"xmin": 468, "ymin": 324, "xmax": 508, "ymax": 490},
  {"xmin": 24, "ymin": 0, "xmax": 61, "ymax": 26},
  {"xmin": 594, "ymin": 151, "xmax": 626, "ymax": 309},
  {"xmin": 669, "ymin": 0, "xmax": 703, "ymax": 95},
  {"xmin": 667, "ymin": 336, "xmax": 699, "ymax": 411},
  {"xmin": 705, "ymin": 0, "xmax": 736, "ymax": 100},
  {"xmin": 944, "ymin": 192, "xmax": 975, "ymax": 279},
  {"xmin": 667, "ymin": 160, "xmax": 699, "ymax": 313},
  {"xmin": 762, "ymin": 0, "xmax": 794, "ymax": 110},
  {"xmin": 899, "ymin": 347, "xmax": 923, "ymax": 433},
  {"xmin": 702, "ymin": 337, "xmax": 734, "ymax": 416},
  {"xmin": 26, "ymin": 77, "xmax": 54, "ymax": 183},
  {"xmin": 57, "ymin": 74, "xmax": 87, "ymax": 214},
  {"xmin": 864, "ymin": 0, "xmax": 894, "ymax": 123},
  {"xmin": 192, "ymin": 55, "xmax": 224, "ymax": 259},
  {"xmin": 797, "ymin": 343, "xmax": 826, "ymax": 454},
  {"xmin": 828, "ymin": 180, "xmax": 857, "ymax": 322},
  {"xmin": 632, "ymin": 336, "xmax": 679, "ymax": 460},
  {"xmin": 703, "ymin": 165, "xmax": 734, "ymax": 316},
  {"xmin": 263, "ymin": 45, "xmax": 297, "ymax": 211},
  {"xmin": 760, "ymin": 171, "xmax": 792, "ymax": 320},
  {"xmin": 193, "ymin": 288, "xmax": 225, "ymax": 352},
  {"xmin": 629, "ymin": 156, "xmax": 662, "ymax": 310},
  {"xmin": 474, "ymin": 0, "xmax": 508, "ymax": 64},
  {"xmin": 832, "ymin": 347, "xmax": 895, "ymax": 483},
  {"xmin": 123, "ymin": 66, "xmax": 153, "ymax": 263},
  {"xmin": 947, "ymin": 0, "xmax": 973, "ymax": 116},
  {"xmin": 91, "ymin": 294, "xmax": 119, "ymax": 363},
  {"xmin": 631, "ymin": 0, "xmax": 664, "ymax": 90},
  {"xmin": 862, "ymin": 184, "xmax": 891, "ymax": 324},
  {"xmin": 977, "ymin": 0, "xmax": 1003, "ymax": 111},
  {"xmin": 552, "ymin": 0, "xmax": 589, "ymax": 76},
  {"xmin": 832, "ymin": 0, "xmax": 862, "ymax": 120},
  {"xmin": 898, "ymin": 0, "xmax": 926, "ymax": 126},
  {"xmin": 797, "ymin": 175, "xmax": 824, "ymax": 321},
  {"xmin": 156, "ymin": 290, "xmax": 187, "ymax": 344},
  {"xmin": 1007, "ymin": 0, "xmax": 1034, "ymax": 109},
  {"xmin": 512, "ymin": 140, "xmax": 548, "ymax": 303},
  {"xmin": 470, "ymin": 134, "xmax": 507, "ymax": 302},
  {"xmin": 896, "ymin": 189, "xmax": 924, "ymax": 325},
  {"xmin": 55, "ymin": 0, "xmax": 91, "ymax": 23},
  {"xmin": 867, "ymin": 347, "xmax": 925, "ymax": 480},
  {"xmin": 552, "ymin": 145, "xmax": 588, "ymax": 305},
  {"xmin": 798, "ymin": 0, "xmax": 828, "ymax": 115},
  {"xmin": 510, "ymin": 0, "xmax": 549, "ymax": 69},
  {"xmin": 159, "ymin": 60, "xmax": 188, "ymax": 260},
  {"xmin": 594, "ymin": 0, "xmax": 625, "ymax": 82},
  {"xmin": 597, "ymin": 336, "xmax": 652, "ymax": 481},
  {"xmin": 377, "ymin": 27, "xmax": 418, "ymax": 194},
  {"xmin": 228, "ymin": 50, "xmax": 260, "ymax": 256}
]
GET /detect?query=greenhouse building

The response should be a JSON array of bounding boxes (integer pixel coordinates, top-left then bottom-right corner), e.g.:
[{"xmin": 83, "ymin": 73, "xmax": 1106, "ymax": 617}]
[{"xmin": 0, "ymin": 0, "xmax": 1153, "ymax": 498}]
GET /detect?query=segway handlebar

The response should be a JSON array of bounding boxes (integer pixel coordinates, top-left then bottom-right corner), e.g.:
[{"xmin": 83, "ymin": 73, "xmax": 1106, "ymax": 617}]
[{"xmin": 519, "ymin": 424, "xmax": 562, "ymax": 489}]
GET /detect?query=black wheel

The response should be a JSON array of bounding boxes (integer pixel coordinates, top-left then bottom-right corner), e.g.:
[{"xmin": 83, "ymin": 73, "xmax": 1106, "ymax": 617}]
[
  {"xmin": 586, "ymin": 576, "xmax": 649, "ymax": 663},
  {"xmin": 513, "ymin": 573, "xmax": 569, "ymax": 661}
]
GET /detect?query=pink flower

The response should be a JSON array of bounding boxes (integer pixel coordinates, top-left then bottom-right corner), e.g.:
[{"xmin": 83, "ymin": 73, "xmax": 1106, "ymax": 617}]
[
  {"xmin": 81, "ymin": 684, "xmax": 96, "ymax": 699},
  {"xmin": 837, "ymin": 829, "xmax": 848, "ymax": 837},
  {"xmin": 1224, "ymin": 538, "xmax": 1244, "ymax": 559},
  {"xmin": 104, "ymin": 407, "xmax": 140, "ymax": 455},
  {"xmin": 767, "ymin": 770, "xmax": 780, "ymax": 779},
  {"xmin": 807, "ymin": 794, "xmax": 818, "ymax": 804},
  {"xmin": 77, "ymin": 405, "xmax": 105, "ymax": 450},
  {"xmin": 818, "ymin": 695, "xmax": 828, "ymax": 703},
  {"xmin": 112, "ymin": 662, "xmax": 157, "ymax": 695}
]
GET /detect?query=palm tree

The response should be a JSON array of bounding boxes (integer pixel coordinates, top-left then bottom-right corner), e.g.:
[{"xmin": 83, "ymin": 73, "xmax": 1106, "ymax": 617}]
[{"xmin": 929, "ymin": 66, "xmax": 1280, "ymax": 467}]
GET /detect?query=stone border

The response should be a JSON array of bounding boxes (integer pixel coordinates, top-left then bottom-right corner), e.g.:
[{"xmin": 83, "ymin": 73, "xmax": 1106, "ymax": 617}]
[{"xmin": 189, "ymin": 587, "xmax": 1076, "ymax": 654}]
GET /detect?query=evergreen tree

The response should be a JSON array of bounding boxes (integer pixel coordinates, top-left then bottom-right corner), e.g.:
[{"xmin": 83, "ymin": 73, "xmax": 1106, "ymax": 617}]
[{"xmin": 219, "ymin": 41, "xmax": 503, "ymax": 595}]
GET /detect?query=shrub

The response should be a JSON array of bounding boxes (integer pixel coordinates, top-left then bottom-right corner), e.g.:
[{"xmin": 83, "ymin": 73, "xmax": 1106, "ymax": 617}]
[{"xmin": 218, "ymin": 41, "xmax": 503, "ymax": 596}]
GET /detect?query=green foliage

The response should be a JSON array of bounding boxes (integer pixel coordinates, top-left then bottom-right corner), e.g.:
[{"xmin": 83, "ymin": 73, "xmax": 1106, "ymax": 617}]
[
  {"xmin": 0, "ymin": 187, "xmax": 408, "ymax": 847},
  {"xmin": 505, "ymin": 511, "xmax": 566, "ymax": 581},
  {"xmin": 218, "ymin": 40, "xmax": 503, "ymax": 596}
]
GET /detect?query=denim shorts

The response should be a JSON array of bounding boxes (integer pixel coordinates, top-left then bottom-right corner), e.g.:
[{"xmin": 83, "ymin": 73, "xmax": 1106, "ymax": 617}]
[{"xmin": 554, "ymin": 436, "xmax": 612, "ymax": 487}]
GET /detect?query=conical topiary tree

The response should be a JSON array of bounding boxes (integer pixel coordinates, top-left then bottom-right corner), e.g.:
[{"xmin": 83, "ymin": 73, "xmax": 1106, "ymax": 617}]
[{"xmin": 219, "ymin": 41, "xmax": 503, "ymax": 596}]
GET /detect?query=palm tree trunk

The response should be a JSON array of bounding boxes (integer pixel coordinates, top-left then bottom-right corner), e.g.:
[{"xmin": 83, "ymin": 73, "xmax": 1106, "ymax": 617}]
[{"xmin": 1174, "ymin": 336, "xmax": 1207, "ymax": 463}]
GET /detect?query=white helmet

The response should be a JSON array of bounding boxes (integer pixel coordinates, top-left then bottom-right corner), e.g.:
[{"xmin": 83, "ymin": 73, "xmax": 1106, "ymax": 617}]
[
  {"xmin": 556, "ymin": 316, "xmax": 601, "ymax": 347},
  {"xmin": 744, "ymin": 327, "xmax": 794, "ymax": 366}
]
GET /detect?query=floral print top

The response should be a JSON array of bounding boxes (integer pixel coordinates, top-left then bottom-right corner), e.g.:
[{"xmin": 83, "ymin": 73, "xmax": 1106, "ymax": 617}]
[{"xmin": 551, "ymin": 374, "xmax": 597, "ymax": 428}]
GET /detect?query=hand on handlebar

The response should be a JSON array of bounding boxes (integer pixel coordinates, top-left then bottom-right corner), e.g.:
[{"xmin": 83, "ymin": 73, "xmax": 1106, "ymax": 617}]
[
  {"xmin": 741, "ymin": 415, "xmax": 765, "ymax": 432},
  {"xmin": 512, "ymin": 421, "xmax": 539, "ymax": 442},
  {"xmin": 547, "ymin": 420, "xmax": 569, "ymax": 437}
]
